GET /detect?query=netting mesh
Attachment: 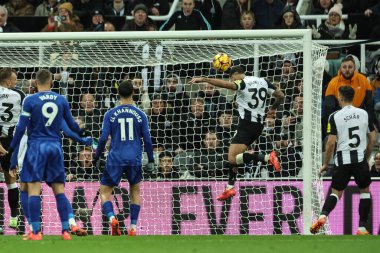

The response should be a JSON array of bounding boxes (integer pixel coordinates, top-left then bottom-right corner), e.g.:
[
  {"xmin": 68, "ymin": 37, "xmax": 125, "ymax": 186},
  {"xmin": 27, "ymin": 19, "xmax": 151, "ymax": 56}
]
[{"xmin": 0, "ymin": 32, "xmax": 329, "ymax": 235}]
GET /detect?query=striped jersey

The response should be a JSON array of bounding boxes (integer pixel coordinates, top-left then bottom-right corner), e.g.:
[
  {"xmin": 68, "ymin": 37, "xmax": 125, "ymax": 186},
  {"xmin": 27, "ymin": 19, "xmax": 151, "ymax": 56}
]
[
  {"xmin": 234, "ymin": 76, "xmax": 276, "ymax": 124},
  {"xmin": 327, "ymin": 105, "xmax": 374, "ymax": 166},
  {"xmin": 0, "ymin": 86, "xmax": 25, "ymax": 137}
]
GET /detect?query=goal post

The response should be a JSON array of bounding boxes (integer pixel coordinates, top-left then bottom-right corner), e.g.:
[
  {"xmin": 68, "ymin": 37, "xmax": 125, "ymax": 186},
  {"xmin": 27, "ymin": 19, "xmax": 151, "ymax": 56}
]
[{"xmin": 0, "ymin": 30, "xmax": 328, "ymax": 235}]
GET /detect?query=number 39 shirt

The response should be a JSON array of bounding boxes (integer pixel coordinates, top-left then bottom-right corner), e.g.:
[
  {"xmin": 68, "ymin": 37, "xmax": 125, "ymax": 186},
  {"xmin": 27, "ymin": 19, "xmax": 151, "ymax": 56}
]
[
  {"xmin": 234, "ymin": 76, "xmax": 276, "ymax": 124},
  {"xmin": 327, "ymin": 105, "xmax": 374, "ymax": 166}
]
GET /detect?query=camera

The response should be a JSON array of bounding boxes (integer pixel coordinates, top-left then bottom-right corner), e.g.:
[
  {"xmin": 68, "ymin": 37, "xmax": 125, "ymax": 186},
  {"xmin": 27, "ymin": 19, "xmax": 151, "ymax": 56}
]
[{"xmin": 54, "ymin": 15, "xmax": 67, "ymax": 22}]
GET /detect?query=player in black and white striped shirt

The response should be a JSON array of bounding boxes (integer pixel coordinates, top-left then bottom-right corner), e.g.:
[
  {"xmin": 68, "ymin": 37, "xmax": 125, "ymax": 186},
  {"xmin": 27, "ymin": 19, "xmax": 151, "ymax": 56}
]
[
  {"xmin": 190, "ymin": 65, "xmax": 285, "ymax": 201},
  {"xmin": 0, "ymin": 68, "xmax": 25, "ymax": 230},
  {"xmin": 311, "ymin": 85, "xmax": 376, "ymax": 235}
]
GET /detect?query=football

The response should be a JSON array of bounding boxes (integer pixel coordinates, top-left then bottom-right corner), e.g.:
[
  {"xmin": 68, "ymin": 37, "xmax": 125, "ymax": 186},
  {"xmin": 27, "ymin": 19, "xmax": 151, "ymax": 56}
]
[{"xmin": 212, "ymin": 53, "xmax": 232, "ymax": 72}]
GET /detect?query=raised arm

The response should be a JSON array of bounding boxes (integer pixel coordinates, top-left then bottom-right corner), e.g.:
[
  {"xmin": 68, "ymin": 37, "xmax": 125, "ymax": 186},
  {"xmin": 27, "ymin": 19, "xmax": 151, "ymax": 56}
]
[
  {"xmin": 61, "ymin": 120, "xmax": 92, "ymax": 146},
  {"xmin": 94, "ymin": 112, "xmax": 111, "ymax": 161},
  {"xmin": 189, "ymin": 77, "xmax": 237, "ymax": 90}
]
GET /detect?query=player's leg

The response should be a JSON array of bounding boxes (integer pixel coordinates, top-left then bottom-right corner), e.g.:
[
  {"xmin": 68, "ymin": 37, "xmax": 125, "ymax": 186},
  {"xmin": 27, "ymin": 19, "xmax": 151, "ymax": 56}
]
[
  {"xmin": 310, "ymin": 164, "xmax": 350, "ymax": 234},
  {"xmin": 51, "ymin": 183, "xmax": 71, "ymax": 240},
  {"xmin": 100, "ymin": 184, "xmax": 120, "ymax": 236},
  {"xmin": 354, "ymin": 161, "xmax": 372, "ymax": 235},
  {"xmin": 3, "ymin": 172, "xmax": 20, "ymax": 228},
  {"xmin": 67, "ymin": 201, "xmax": 88, "ymax": 236},
  {"xmin": 100, "ymin": 163, "xmax": 123, "ymax": 236},
  {"xmin": 26, "ymin": 181, "xmax": 42, "ymax": 240},
  {"xmin": 19, "ymin": 182, "xmax": 33, "ymax": 236},
  {"xmin": 128, "ymin": 183, "xmax": 141, "ymax": 236}
]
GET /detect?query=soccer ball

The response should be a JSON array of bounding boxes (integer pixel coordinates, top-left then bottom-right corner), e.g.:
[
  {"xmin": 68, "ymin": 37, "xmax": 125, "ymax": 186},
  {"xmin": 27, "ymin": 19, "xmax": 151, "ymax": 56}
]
[{"xmin": 212, "ymin": 53, "xmax": 232, "ymax": 72}]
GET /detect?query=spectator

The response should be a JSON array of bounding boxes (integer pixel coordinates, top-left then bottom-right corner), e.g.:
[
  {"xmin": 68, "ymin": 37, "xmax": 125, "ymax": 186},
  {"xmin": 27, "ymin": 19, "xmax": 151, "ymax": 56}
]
[
  {"xmin": 281, "ymin": 93, "xmax": 303, "ymax": 147},
  {"xmin": 130, "ymin": 73, "xmax": 151, "ymax": 114},
  {"xmin": 312, "ymin": 3, "xmax": 357, "ymax": 39},
  {"xmin": 371, "ymin": 60, "xmax": 380, "ymax": 127},
  {"xmin": 104, "ymin": 0, "xmax": 131, "ymax": 16},
  {"xmin": 0, "ymin": 5, "xmax": 21, "ymax": 32},
  {"xmin": 196, "ymin": 0, "xmax": 222, "ymax": 30},
  {"xmin": 148, "ymin": 93, "xmax": 177, "ymax": 151},
  {"xmin": 277, "ymin": 5, "xmax": 304, "ymax": 29},
  {"xmin": 159, "ymin": 0, "xmax": 211, "ymax": 31},
  {"xmin": 324, "ymin": 55, "xmax": 373, "ymax": 134},
  {"xmin": 252, "ymin": 0, "xmax": 284, "ymax": 29},
  {"xmin": 160, "ymin": 73, "xmax": 190, "ymax": 115},
  {"xmin": 175, "ymin": 97, "xmax": 216, "ymax": 150},
  {"xmin": 5, "ymin": 0, "xmax": 34, "ymax": 16},
  {"xmin": 134, "ymin": 0, "xmax": 170, "ymax": 16},
  {"xmin": 34, "ymin": 0, "xmax": 59, "ymax": 16},
  {"xmin": 311, "ymin": 0, "xmax": 334, "ymax": 14},
  {"xmin": 216, "ymin": 110, "xmax": 236, "ymax": 153},
  {"xmin": 87, "ymin": 9, "xmax": 104, "ymax": 31},
  {"xmin": 68, "ymin": 147, "xmax": 100, "ymax": 181},
  {"xmin": 69, "ymin": 0, "xmax": 103, "ymax": 19},
  {"xmin": 364, "ymin": 2, "xmax": 380, "ymax": 39},
  {"xmin": 41, "ymin": 2, "xmax": 84, "ymax": 32},
  {"xmin": 152, "ymin": 151, "xmax": 181, "ymax": 179},
  {"xmin": 104, "ymin": 21, "xmax": 116, "ymax": 31},
  {"xmin": 74, "ymin": 93, "xmax": 102, "ymax": 139},
  {"xmin": 197, "ymin": 82, "xmax": 229, "ymax": 118},
  {"xmin": 122, "ymin": 4, "xmax": 156, "ymax": 31},
  {"xmin": 221, "ymin": 0, "xmax": 251, "ymax": 30},
  {"xmin": 239, "ymin": 10, "xmax": 256, "ymax": 30},
  {"xmin": 191, "ymin": 131, "xmax": 228, "ymax": 178}
]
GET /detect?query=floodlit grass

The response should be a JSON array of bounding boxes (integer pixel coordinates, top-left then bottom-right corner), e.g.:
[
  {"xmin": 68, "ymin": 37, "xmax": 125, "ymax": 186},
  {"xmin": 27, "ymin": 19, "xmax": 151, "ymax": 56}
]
[{"xmin": 0, "ymin": 235, "xmax": 379, "ymax": 253}]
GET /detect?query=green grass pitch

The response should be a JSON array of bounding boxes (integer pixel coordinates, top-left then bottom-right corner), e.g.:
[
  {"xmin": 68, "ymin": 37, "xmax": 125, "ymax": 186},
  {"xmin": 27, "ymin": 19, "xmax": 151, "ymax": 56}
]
[{"xmin": 1, "ymin": 235, "xmax": 379, "ymax": 253}]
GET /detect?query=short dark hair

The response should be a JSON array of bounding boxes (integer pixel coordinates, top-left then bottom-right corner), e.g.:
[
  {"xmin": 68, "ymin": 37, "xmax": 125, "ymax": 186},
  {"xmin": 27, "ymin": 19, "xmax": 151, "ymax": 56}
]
[
  {"xmin": 338, "ymin": 85, "xmax": 355, "ymax": 102},
  {"xmin": 159, "ymin": 151, "xmax": 173, "ymax": 159},
  {"xmin": 229, "ymin": 65, "xmax": 244, "ymax": 76},
  {"xmin": 118, "ymin": 80, "xmax": 134, "ymax": 98},
  {"xmin": 341, "ymin": 55, "xmax": 356, "ymax": 65},
  {"xmin": 0, "ymin": 68, "xmax": 14, "ymax": 84},
  {"xmin": 36, "ymin": 69, "xmax": 52, "ymax": 85}
]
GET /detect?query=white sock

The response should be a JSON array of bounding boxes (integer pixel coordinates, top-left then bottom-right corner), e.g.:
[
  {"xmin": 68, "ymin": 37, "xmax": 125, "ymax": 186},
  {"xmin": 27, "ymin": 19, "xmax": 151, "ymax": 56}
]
[
  {"xmin": 358, "ymin": 227, "xmax": 367, "ymax": 231},
  {"xmin": 109, "ymin": 215, "xmax": 115, "ymax": 223},
  {"xmin": 69, "ymin": 218, "xmax": 76, "ymax": 226},
  {"xmin": 318, "ymin": 214, "xmax": 327, "ymax": 220},
  {"xmin": 130, "ymin": 224, "xmax": 136, "ymax": 230},
  {"xmin": 264, "ymin": 154, "xmax": 270, "ymax": 162},
  {"xmin": 226, "ymin": 185, "xmax": 234, "ymax": 190}
]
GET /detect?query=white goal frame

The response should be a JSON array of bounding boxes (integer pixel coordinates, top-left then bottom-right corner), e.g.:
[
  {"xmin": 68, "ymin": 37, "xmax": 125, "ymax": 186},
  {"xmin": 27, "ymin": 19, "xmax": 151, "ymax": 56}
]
[{"xmin": 0, "ymin": 30, "xmax": 326, "ymax": 235}]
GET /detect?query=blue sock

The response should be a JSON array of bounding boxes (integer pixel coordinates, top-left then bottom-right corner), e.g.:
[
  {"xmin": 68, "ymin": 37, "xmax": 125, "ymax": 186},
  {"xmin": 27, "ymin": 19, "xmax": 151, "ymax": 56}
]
[
  {"xmin": 67, "ymin": 201, "xmax": 75, "ymax": 220},
  {"xmin": 29, "ymin": 196, "xmax": 41, "ymax": 233},
  {"xmin": 130, "ymin": 204, "xmax": 140, "ymax": 225},
  {"xmin": 55, "ymin": 193, "xmax": 69, "ymax": 233},
  {"xmin": 20, "ymin": 190, "xmax": 31, "ymax": 224},
  {"xmin": 102, "ymin": 201, "xmax": 115, "ymax": 220}
]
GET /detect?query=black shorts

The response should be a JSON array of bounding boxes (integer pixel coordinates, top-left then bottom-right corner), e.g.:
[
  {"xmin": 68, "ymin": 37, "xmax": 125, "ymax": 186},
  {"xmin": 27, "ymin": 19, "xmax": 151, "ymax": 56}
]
[
  {"xmin": 0, "ymin": 136, "xmax": 13, "ymax": 172},
  {"xmin": 331, "ymin": 160, "xmax": 371, "ymax": 191},
  {"xmin": 231, "ymin": 119, "xmax": 264, "ymax": 146}
]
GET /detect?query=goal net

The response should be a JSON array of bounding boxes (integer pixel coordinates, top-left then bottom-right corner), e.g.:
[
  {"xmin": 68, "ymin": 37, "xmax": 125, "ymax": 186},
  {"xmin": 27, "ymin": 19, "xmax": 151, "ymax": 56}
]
[{"xmin": 0, "ymin": 30, "xmax": 328, "ymax": 235}]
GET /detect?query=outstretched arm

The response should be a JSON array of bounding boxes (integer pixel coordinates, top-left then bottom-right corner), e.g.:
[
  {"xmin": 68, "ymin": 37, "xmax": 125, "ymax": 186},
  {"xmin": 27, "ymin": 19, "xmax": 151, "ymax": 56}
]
[
  {"xmin": 189, "ymin": 77, "xmax": 237, "ymax": 90},
  {"xmin": 61, "ymin": 120, "xmax": 92, "ymax": 146}
]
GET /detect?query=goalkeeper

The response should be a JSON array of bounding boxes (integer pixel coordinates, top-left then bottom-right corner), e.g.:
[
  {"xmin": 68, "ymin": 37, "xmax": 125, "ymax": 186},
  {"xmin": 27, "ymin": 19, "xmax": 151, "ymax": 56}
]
[{"xmin": 94, "ymin": 80, "xmax": 154, "ymax": 236}]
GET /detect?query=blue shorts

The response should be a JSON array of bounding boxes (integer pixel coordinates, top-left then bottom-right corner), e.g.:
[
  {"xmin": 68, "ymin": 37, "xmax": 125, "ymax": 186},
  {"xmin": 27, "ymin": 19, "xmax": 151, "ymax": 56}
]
[
  {"xmin": 101, "ymin": 162, "xmax": 142, "ymax": 186},
  {"xmin": 20, "ymin": 140, "xmax": 65, "ymax": 185}
]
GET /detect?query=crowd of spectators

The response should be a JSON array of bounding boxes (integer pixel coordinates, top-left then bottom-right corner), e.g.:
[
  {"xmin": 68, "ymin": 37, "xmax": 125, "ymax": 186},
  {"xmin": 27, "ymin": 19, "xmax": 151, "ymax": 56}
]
[{"xmin": 0, "ymin": 0, "xmax": 378, "ymax": 38}]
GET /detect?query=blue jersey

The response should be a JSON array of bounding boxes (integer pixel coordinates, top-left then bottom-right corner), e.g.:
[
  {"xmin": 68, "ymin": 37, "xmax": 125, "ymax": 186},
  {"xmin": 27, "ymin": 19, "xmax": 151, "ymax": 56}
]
[
  {"xmin": 20, "ymin": 91, "xmax": 80, "ymax": 141},
  {"xmin": 95, "ymin": 104, "xmax": 154, "ymax": 166}
]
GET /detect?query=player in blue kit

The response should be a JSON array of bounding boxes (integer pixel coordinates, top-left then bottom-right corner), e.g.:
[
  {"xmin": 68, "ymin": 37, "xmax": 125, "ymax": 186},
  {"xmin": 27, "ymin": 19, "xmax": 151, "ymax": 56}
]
[
  {"xmin": 94, "ymin": 80, "xmax": 154, "ymax": 236},
  {"xmin": 8, "ymin": 69, "xmax": 86, "ymax": 240}
]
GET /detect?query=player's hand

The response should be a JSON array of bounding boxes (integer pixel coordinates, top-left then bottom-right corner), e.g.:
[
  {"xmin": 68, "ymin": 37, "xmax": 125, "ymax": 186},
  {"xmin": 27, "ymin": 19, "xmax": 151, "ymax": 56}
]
[
  {"xmin": 146, "ymin": 161, "xmax": 155, "ymax": 172},
  {"xmin": 189, "ymin": 77, "xmax": 204, "ymax": 84},
  {"xmin": 0, "ymin": 145, "xmax": 6, "ymax": 156},
  {"xmin": 83, "ymin": 137, "xmax": 93, "ymax": 147},
  {"xmin": 319, "ymin": 164, "xmax": 328, "ymax": 178},
  {"xmin": 9, "ymin": 166, "xmax": 18, "ymax": 178},
  {"xmin": 267, "ymin": 108, "xmax": 277, "ymax": 118}
]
